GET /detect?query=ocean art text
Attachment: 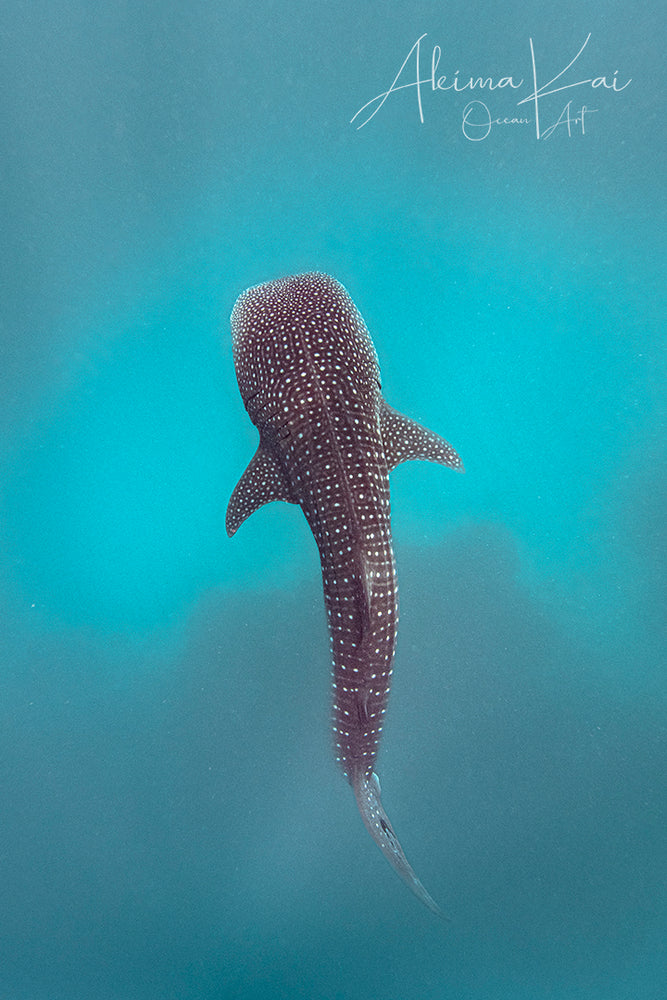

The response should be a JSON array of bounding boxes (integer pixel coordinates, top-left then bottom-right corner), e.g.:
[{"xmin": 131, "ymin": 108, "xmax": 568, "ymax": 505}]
[{"xmin": 350, "ymin": 33, "xmax": 631, "ymax": 140}]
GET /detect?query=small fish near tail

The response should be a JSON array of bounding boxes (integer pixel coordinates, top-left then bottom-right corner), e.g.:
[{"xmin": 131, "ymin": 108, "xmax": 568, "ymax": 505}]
[{"xmin": 352, "ymin": 769, "xmax": 447, "ymax": 919}]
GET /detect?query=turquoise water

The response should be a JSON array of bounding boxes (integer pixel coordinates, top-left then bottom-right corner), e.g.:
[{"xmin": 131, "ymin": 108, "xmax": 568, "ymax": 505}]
[{"xmin": 1, "ymin": 2, "xmax": 664, "ymax": 998}]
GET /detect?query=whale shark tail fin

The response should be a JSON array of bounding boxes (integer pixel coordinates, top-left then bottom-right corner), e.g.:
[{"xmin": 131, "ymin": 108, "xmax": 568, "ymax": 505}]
[{"xmin": 352, "ymin": 770, "xmax": 447, "ymax": 919}]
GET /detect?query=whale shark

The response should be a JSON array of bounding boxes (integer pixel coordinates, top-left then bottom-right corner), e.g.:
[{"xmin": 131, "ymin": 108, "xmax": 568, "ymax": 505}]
[{"xmin": 226, "ymin": 272, "xmax": 463, "ymax": 915}]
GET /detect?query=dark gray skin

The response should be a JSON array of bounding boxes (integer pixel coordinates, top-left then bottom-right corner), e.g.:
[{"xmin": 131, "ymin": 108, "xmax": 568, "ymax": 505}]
[{"xmin": 227, "ymin": 272, "xmax": 463, "ymax": 915}]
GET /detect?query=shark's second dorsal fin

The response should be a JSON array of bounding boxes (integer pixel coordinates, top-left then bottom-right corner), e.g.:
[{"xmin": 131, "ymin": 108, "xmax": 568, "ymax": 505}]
[
  {"xmin": 226, "ymin": 446, "xmax": 296, "ymax": 537},
  {"xmin": 380, "ymin": 401, "xmax": 464, "ymax": 473},
  {"xmin": 354, "ymin": 551, "xmax": 373, "ymax": 644}
]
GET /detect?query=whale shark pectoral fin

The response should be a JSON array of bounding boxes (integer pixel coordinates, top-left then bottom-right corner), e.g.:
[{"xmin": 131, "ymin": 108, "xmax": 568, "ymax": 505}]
[
  {"xmin": 226, "ymin": 445, "xmax": 296, "ymax": 537},
  {"xmin": 380, "ymin": 400, "xmax": 464, "ymax": 473},
  {"xmin": 352, "ymin": 769, "xmax": 448, "ymax": 920}
]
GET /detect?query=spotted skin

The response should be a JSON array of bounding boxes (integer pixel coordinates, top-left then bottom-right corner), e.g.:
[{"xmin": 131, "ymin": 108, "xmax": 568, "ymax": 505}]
[{"xmin": 227, "ymin": 272, "xmax": 463, "ymax": 915}]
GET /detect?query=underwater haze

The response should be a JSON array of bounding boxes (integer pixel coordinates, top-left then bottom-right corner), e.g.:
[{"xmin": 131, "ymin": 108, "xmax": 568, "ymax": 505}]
[{"xmin": 1, "ymin": 2, "xmax": 665, "ymax": 998}]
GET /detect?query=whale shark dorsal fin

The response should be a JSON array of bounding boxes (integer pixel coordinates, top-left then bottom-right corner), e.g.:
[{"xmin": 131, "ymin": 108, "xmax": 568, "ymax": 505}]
[
  {"xmin": 226, "ymin": 445, "xmax": 296, "ymax": 537},
  {"xmin": 380, "ymin": 400, "xmax": 465, "ymax": 473}
]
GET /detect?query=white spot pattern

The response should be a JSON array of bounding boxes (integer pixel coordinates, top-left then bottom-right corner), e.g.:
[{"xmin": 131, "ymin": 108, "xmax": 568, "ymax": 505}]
[{"xmin": 228, "ymin": 272, "xmax": 463, "ymax": 786}]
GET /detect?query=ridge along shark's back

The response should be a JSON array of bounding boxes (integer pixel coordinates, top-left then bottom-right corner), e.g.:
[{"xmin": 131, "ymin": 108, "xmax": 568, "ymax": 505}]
[{"xmin": 226, "ymin": 272, "xmax": 463, "ymax": 915}]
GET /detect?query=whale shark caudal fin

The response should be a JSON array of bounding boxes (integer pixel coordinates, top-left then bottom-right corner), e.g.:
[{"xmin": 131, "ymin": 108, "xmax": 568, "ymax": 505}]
[{"xmin": 352, "ymin": 770, "xmax": 447, "ymax": 919}]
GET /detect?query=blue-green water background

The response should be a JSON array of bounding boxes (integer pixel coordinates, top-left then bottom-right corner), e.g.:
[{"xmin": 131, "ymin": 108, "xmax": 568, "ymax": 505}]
[{"xmin": 1, "ymin": 2, "xmax": 665, "ymax": 998}]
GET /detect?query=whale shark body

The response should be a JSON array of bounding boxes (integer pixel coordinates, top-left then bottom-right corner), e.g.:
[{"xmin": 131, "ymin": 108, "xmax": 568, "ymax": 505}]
[{"xmin": 227, "ymin": 272, "xmax": 463, "ymax": 914}]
